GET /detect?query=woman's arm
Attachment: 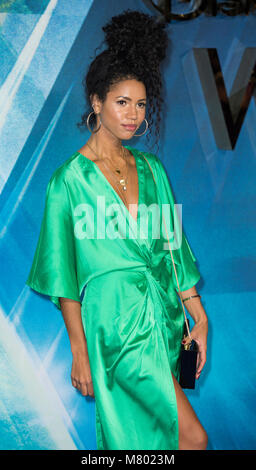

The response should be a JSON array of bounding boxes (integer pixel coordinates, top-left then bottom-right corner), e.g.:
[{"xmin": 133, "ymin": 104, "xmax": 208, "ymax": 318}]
[
  {"xmin": 178, "ymin": 286, "xmax": 208, "ymax": 380},
  {"xmin": 59, "ymin": 298, "xmax": 94, "ymax": 397},
  {"xmin": 178, "ymin": 285, "xmax": 208, "ymax": 325}
]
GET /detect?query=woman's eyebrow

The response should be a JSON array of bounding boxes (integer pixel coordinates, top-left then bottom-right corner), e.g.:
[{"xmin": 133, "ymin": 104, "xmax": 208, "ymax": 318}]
[{"xmin": 115, "ymin": 95, "xmax": 147, "ymax": 101}]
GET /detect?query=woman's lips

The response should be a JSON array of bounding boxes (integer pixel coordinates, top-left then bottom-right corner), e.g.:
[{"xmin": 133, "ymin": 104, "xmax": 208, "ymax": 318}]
[{"xmin": 122, "ymin": 125, "xmax": 137, "ymax": 131}]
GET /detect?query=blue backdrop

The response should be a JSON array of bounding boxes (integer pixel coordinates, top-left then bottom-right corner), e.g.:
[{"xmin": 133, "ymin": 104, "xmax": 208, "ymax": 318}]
[{"xmin": 0, "ymin": 0, "xmax": 255, "ymax": 450}]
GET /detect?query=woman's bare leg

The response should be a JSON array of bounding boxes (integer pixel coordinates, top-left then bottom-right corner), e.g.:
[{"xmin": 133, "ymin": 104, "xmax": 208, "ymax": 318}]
[{"xmin": 171, "ymin": 372, "xmax": 208, "ymax": 450}]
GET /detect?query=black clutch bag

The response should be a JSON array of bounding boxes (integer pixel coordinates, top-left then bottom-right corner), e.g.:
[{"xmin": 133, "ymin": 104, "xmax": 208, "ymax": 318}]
[
  {"xmin": 179, "ymin": 317, "xmax": 198, "ymax": 389},
  {"xmin": 140, "ymin": 153, "xmax": 199, "ymax": 389}
]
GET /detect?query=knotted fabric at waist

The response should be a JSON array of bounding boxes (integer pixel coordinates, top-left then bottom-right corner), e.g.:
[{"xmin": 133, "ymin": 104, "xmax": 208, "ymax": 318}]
[{"xmin": 81, "ymin": 258, "xmax": 179, "ymax": 307}]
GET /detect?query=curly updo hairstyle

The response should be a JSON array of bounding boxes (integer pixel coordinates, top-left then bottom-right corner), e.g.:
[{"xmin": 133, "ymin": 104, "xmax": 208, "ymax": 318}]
[{"xmin": 77, "ymin": 9, "xmax": 169, "ymax": 154}]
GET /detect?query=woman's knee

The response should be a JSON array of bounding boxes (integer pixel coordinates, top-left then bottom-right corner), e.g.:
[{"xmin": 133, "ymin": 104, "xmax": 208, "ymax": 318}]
[
  {"xmin": 171, "ymin": 372, "xmax": 208, "ymax": 450},
  {"xmin": 201, "ymin": 428, "xmax": 208, "ymax": 449},
  {"xmin": 191, "ymin": 426, "xmax": 208, "ymax": 450}
]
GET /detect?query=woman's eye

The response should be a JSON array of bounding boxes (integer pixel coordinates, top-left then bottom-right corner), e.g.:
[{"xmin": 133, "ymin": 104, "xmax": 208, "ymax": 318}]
[{"xmin": 117, "ymin": 100, "xmax": 146, "ymax": 107}]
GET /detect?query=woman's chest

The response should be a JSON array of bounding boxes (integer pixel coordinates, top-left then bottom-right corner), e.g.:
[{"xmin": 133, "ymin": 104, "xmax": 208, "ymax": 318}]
[{"xmin": 95, "ymin": 160, "xmax": 139, "ymax": 221}]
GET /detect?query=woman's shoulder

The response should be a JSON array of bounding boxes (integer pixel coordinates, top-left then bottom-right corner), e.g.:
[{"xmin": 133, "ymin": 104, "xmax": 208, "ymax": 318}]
[
  {"xmin": 129, "ymin": 147, "xmax": 170, "ymax": 186},
  {"xmin": 126, "ymin": 145, "xmax": 161, "ymax": 165},
  {"xmin": 47, "ymin": 150, "xmax": 83, "ymax": 186}
]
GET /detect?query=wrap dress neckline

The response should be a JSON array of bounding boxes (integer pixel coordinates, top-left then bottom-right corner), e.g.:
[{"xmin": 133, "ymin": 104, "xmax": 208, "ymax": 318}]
[{"xmin": 75, "ymin": 145, "xmax": 142, "ymax": 226}]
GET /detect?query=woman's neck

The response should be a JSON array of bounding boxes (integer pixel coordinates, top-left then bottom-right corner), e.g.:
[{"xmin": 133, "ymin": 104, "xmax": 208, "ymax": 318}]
[{"xmin": 85, "ymin": 134, "xmax": 128, "ymax": 163}]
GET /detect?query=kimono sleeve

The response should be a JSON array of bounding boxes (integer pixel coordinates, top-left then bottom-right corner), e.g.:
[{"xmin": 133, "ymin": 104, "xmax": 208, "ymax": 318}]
[
  {"xmin": 155, "ymin": 156, "xmax": 201, "ymax": 292},
  {"xmin": 26, "ymin": 173, "xmax": 80, "ymax": 311}
]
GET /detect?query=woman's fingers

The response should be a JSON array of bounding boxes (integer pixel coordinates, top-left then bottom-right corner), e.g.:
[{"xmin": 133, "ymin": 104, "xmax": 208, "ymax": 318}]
[
  {"xmin": 78, "ymin": 379, "xmax": 95, "ymax": 398},
  {"xmin": 71, "ymin": 375, "xmax": 95, "ymax": 397},
  {"xmin": 181, "ymin": 337, "xmax": 207, "ymax": 380},
  {"xmin": 86, "ymin": 379, "xmax": 95, "ymax": 398},
  {"xmin": 196, "ymin": 348, "xmax": 207, "ymax": 378},
  {"xmin": 196, "ymin": 350, "xmax": 200, "ymax": 369},
  {"xmin": 197, "ymin": 355, "xmax": 206, "ymax": 374},
  {"xmin": 71, "ymin": 376, "xmax": 78, "ymax": 388},
  {"xmin": 71, "ymin": 355, "xmax": 95, "ymax": 397},
  {"xmin": 182, "ymin": 320, "xmax": 208, "ymax": 381},
  {"xmin": 79, "ymin": 381, "xmax": 89, "ymax": 396}
]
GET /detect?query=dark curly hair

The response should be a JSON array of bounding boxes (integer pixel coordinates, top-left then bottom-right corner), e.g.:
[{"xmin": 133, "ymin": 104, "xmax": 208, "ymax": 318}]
[{"xmin": 77, "ymin": 9, "xmax": 169, "ymax": 154}]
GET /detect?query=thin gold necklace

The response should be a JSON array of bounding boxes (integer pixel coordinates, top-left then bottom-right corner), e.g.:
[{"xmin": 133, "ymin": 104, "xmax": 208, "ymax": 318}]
[{"xmin": 86, "ymin": 143, "xmax": 129, "ymax": 192}]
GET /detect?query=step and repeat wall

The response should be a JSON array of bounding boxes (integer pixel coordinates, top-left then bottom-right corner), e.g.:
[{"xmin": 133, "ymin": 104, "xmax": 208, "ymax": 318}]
[{"xmin": 0, "ymin": 0, "xmax": 255, "ymax": 450}]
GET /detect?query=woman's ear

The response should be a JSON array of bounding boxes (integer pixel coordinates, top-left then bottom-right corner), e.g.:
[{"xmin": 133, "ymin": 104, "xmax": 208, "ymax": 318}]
[{"xmin": 90, "ymin": 93, "xmax": 101, "ymax": 114}]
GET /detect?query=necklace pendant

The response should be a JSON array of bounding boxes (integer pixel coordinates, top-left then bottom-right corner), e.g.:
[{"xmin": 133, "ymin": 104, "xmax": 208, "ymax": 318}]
[
  {"xmin": 87, "ymin": 142, "xmax": 129, "ymax": 193},
  {"xmin": 120, "ymin": 178, "xmax": 127, "ymax": 190}
]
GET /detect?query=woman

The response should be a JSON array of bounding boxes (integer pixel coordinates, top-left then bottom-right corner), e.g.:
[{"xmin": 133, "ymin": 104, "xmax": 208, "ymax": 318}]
[{"xmin": 26, "ymin": 10, "xmax": 208, "ymax": 450}]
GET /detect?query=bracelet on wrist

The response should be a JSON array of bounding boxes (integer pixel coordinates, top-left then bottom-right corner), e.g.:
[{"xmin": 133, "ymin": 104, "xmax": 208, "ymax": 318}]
[{"xmin": 182, "ymin": 294, "xmax": 201, "ymax": 303}]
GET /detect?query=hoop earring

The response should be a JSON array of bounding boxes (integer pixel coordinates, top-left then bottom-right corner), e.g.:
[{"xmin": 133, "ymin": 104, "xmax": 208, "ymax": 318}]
[
  {"xmin": 87, "ymin": 111, "xmax": 101, "ymax": 133},
  {"xmin": 134, "ymin": 118, "xmax": 149, "ymax": 137}
]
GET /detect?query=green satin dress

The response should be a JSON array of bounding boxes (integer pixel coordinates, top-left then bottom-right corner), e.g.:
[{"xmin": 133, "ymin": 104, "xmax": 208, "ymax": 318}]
[{"xmin": 26, "ymin": 145, "xmax": 201, "ymax": 450}]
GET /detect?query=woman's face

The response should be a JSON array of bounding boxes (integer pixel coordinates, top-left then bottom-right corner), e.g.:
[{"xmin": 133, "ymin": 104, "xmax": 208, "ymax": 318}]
[{"xmin": 92, "ymin": 79, "xmax": 147, "ymax": 140}]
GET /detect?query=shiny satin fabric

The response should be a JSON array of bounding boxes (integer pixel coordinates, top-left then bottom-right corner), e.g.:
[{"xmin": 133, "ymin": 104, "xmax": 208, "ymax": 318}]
[{"xmin": 26, "ymin": 146, "xmax": 201, "ymax": 450}]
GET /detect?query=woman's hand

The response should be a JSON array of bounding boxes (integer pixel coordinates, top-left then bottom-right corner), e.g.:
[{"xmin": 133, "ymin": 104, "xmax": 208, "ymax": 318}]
[
  {"xmin": 182, "ymin": 319, "xmax": 208, "ymax": 380},
  {"xmin": 59, "ymin": 298, "xmax": 95, "ymax": 397},
  {"xmin": 71, "ymin": 352, "xmax": 95, "ymax": 397}
]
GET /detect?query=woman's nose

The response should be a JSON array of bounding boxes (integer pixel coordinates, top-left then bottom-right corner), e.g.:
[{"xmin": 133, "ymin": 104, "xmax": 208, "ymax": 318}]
[{"xmin": 126, "ymin": 109, "xmax": 137, "ymax": 120}]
